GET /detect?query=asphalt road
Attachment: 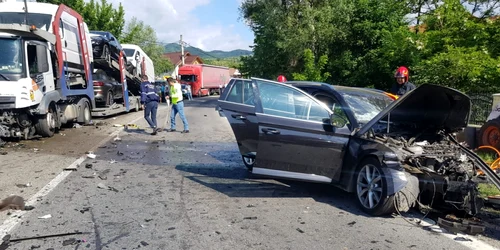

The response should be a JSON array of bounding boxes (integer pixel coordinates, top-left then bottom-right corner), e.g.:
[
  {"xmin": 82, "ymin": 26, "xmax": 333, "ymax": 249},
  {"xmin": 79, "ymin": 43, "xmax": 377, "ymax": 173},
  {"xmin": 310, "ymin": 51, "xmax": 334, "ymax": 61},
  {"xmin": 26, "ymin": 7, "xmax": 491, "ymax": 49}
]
[{"xmin": 0, "ymin": 96, "xmax": 498, "ymax": 250}]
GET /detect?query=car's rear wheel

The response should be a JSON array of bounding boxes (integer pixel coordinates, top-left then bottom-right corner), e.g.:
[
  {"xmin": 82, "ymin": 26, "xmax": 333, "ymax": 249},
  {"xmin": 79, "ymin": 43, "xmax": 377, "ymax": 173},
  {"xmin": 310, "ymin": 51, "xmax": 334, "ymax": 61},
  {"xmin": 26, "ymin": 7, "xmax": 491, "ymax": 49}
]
[
  {"xmin": 355, "ymin": 158, "xmax": 395, "ymax": 216},
  {"xmin": 242, "ymin": 156, "xmax": 254, "ymax": 171},
  {"xmin": 106, "ymin": 91, "xmax": 114, "ymax": 106}
]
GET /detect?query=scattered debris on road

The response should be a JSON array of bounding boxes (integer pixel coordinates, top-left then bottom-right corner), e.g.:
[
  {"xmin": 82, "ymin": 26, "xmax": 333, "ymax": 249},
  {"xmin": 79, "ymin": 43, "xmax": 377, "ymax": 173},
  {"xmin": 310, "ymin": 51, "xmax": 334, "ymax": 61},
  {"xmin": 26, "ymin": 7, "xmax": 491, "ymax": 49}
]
[
  {"xmin": 97, "ymin": 183, "xmax": 119, "ymax": 192},
  {"xmin": 0, "ymin": 195, "xmax": 25, "ymax": 211},
  {"xmin": 347, "ymin": 221, "xmax": 356, "ymax": 226},
  {"xmin": 437, "ymin": 217, "xmax": 485, "ymax": 235},
  {"xmin": 85, "ymin": 163, "xmax": 93, "ymax": 169},
  {"xmin": 15, "ymin": 183, "xmax": 32, "ymax": 188},
  {"xmin": 243, "ymin": 216, "xmax": 257, "ymax": 220},
  {"xmin": 86, "ymin": 152, "xmax": 97, "ymax": 159},
  {"xmin": 140, "ymin": 241, "xmax": 149, "ymax": 246},
  {"xmin": 38, "ymin": 214, "xmax": 51, "ymax": 219},
  {"xmin": 296, "ymin": 228, "xmax": 305, "ymax": 233}
]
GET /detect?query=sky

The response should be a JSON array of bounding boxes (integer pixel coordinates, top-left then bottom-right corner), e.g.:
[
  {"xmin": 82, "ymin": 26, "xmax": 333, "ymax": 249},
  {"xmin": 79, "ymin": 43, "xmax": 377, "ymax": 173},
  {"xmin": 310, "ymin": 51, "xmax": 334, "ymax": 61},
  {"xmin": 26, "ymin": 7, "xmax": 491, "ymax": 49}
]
[{"xmin": 105, "ymin": 0, "xmax": 254, "ymax": 52}]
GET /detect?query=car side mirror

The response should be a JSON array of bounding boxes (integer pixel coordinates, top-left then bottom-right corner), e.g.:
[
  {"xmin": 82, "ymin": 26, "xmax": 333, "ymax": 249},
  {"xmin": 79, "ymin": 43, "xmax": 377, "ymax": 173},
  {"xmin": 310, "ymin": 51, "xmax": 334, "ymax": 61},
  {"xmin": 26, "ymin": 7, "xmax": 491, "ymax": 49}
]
[{"xmin": 330, "ymin": 114, "xmax": 347, "ymax": 128}]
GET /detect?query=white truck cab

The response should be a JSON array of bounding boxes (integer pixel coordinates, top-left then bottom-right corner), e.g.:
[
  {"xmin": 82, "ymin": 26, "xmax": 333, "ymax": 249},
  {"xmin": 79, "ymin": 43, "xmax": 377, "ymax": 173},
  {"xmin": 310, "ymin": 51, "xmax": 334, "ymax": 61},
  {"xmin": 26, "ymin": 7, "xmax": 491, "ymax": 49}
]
[{"xmin": 0, "ymin": 2, "xmax": 94, "ymax": 139}]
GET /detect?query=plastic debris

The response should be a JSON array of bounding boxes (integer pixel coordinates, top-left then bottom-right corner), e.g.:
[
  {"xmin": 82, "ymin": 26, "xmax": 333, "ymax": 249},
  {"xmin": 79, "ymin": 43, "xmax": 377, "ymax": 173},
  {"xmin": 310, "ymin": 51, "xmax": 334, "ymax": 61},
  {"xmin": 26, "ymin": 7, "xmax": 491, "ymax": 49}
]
[
  {"xmin": 86, "ymin": 152, "xmax": 96, "ymax": 159},
  {"xmin": 38, "ymin": 214, "xmax": 52, "ymax": 219}
]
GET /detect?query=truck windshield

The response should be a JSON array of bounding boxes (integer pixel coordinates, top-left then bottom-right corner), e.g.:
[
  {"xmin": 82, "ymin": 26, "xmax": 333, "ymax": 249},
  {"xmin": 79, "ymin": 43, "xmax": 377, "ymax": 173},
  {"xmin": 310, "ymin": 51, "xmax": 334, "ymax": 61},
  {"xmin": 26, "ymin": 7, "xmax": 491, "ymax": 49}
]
[
  {"xmin": 0, "ymin": 13, "xmax": 52, "ymax": 31},
  {"xmin": 123, "ymin": 49, "xmax": 135, "ymax": 57},
  {"xmin": 0, "ymin": 38, "xmax": 23, "ymax": 75},
  {"xmin": 180, "ymin": 75, "xmax": 196, "ymax": 82}
]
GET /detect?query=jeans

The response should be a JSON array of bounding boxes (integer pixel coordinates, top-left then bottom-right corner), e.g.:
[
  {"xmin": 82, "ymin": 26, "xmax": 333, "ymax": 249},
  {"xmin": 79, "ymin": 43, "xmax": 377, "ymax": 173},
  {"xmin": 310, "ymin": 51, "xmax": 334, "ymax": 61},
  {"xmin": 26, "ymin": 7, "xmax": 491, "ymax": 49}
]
[
  {"xmin": 144, "ymin": 101, "xmax": 158, "ymax": 128},
  {"xmin": 170, "ymin": 101, "xmax": 189, "ymax": 130},
  {"xmin": 187, "ymin": 92, "xmax": 193, "ymax": 100}
]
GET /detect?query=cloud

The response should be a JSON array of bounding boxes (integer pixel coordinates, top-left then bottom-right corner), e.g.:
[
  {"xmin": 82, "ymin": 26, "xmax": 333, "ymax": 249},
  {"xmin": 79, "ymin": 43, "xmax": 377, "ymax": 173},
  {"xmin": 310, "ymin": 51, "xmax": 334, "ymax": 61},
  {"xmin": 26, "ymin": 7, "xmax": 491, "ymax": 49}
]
[{"xmin": 105, "ymin": 0, "xmax": 252, "ymax": 51}]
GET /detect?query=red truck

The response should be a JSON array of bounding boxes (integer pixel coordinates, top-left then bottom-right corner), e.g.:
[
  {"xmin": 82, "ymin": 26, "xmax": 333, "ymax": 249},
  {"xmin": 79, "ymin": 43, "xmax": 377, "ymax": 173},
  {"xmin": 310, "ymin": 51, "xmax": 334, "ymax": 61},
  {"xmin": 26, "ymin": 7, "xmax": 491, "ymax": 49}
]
[{"xmin": 178, "ymin": 64, "xmax": 230, "ymax": 97}]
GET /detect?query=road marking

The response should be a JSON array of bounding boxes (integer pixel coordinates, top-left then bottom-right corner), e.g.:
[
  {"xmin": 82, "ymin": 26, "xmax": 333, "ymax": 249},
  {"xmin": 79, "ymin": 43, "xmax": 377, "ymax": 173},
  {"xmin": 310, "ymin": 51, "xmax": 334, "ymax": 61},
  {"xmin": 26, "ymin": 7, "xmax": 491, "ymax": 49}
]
[
  {"xmin": 0, "ymin": 107, "xmax": 167, "ymax": 242},
  {"xmin": 417, "ymin": 219, "xmax": 499, "ymax": 250}
]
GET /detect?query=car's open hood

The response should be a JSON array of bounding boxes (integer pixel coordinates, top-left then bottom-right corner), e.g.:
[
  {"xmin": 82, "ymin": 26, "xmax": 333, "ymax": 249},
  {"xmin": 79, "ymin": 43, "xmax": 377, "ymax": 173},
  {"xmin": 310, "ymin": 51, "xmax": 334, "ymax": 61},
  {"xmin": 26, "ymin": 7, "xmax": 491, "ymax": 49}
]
[{"xmin": 355, "ymin": 84, "xmax": 471, "ymax": 136}]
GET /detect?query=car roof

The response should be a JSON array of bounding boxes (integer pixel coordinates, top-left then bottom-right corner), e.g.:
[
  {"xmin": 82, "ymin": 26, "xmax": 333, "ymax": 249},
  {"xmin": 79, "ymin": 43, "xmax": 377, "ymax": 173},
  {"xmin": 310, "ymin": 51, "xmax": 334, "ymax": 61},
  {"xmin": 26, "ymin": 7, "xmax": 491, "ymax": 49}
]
[{"xmin": 286, "ymin": 80, "xmax": 391, "ymax": 96}]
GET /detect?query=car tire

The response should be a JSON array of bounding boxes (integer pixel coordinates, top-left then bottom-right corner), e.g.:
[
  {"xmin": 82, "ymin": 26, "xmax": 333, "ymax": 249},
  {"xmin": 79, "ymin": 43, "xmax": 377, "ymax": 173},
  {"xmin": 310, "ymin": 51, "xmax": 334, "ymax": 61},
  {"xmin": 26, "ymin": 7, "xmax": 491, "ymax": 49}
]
[
  {"xmin": 478, "ymin": 118, "xmax": 500, "ymax": 149},
  {"xmin": 106, "ymin": 91, "xmax": 114, "ymax": 106},
  {"xmin": 103, "ymin": 45, "xmax": 111, "ymax": 68},
  {"xmin": 242, "ymin": 155, "xmax": 254, "ymax": 171},
  {"xmin": 355, "ymin": 158, "xmax": 395, "ymax": 216}
]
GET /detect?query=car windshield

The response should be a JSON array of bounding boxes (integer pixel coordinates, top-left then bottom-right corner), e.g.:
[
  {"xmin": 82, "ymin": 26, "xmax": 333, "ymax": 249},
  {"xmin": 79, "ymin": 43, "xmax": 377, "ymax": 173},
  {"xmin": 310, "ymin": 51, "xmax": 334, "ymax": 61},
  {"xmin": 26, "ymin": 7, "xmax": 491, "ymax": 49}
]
[
  {"xmin": 0, "ymin": 38, "xmax": 23, "ymax": 75},
  {"xmin": 123, "ymin": 48, "xmax": 135, "ymax": 57},
  {"xmin": 0, "ymin": 13, "xmax": 52, "ymax": 31},
  {"xmin": 338, "ymin": 88, "xmax": 393, "ymax": 124}
]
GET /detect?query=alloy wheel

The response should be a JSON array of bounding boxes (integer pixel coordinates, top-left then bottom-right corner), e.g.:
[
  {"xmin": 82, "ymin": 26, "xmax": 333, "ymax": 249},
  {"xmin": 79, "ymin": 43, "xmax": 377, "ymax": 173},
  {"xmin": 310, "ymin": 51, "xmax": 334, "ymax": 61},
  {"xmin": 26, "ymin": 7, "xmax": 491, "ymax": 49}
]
[{"xmin": 356, "ymin": 164, "xmax": 384, "ymax": 209}]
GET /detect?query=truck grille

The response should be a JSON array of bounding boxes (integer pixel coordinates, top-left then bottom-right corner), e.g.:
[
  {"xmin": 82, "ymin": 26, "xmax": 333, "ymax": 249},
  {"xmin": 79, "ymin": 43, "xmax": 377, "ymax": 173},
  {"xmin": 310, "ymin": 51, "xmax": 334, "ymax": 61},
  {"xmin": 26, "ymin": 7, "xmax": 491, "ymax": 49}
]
[{"xmin": 0, "ymin": 96, "xmax": 15, "ymax": 109}]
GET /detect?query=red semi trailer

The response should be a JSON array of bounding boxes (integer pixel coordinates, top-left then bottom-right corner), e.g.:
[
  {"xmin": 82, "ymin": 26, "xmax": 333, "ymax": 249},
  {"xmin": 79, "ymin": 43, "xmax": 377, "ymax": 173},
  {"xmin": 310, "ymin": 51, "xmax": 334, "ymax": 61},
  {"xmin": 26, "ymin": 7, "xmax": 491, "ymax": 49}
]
[{"xmin": 178, "ymin": 64, "xmax": 230, "ymax": 97}]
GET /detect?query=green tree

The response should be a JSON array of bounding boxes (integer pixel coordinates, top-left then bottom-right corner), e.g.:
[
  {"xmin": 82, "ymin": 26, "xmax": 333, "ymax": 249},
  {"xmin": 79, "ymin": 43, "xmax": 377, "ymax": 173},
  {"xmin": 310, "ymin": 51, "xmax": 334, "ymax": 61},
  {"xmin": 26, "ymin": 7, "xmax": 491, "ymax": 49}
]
[
  {"xmin": 204, "ymin": 57, "xmax": 242, "ymax": 68},
  {"xmin": 292, "ymin": 49, "xmax": 330, "ymax": 82},
  {"xmin": 411, "ymin": 0, "xmax": 500, "ymax": 93},
  {"xmin": 120, "ymin": 17, "xmax": 173, "ymax": 76}
]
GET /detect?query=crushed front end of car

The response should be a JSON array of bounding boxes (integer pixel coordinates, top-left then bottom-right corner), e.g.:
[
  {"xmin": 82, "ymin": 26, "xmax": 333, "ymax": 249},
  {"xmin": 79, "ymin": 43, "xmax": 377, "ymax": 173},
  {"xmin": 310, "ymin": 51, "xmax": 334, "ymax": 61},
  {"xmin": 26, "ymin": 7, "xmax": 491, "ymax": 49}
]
[{"xmin": 356, "ymin": 84, "xmax": 500, "ymax": 216}]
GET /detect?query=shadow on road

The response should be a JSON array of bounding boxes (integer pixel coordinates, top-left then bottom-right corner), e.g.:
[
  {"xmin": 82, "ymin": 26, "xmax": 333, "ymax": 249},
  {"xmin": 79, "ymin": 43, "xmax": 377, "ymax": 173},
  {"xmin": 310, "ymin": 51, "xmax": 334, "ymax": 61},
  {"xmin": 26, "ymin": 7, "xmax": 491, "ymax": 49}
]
[{"xmin": 174, "ymin": 162, "xmax": 371, "ymax": 218}]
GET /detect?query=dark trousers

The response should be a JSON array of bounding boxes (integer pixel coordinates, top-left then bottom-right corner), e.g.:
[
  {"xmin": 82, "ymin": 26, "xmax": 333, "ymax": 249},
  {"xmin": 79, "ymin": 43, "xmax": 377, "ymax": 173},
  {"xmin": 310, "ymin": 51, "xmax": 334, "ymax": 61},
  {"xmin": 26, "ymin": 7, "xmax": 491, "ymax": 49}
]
[
  {"xmin": 144, "ymin": 101, "xmax": 158, "ymax": 128},
  {"xmin": 160, "ymin": 91, "xmax": 166, "ymax": 102}
]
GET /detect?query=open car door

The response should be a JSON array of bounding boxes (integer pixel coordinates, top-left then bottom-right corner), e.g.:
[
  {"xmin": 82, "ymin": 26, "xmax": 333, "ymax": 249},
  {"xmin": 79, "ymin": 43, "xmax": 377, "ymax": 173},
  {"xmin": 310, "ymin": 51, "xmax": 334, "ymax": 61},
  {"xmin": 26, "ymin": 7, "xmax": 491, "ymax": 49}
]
[{"xmin": 217, "ymin": 79, "xmax": 259, "ymax": 167}]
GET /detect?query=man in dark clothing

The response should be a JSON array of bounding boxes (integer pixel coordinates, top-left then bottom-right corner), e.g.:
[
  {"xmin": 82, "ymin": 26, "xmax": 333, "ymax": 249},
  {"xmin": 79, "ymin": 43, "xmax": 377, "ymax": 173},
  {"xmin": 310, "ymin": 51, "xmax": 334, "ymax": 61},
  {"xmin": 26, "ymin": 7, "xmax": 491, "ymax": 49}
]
[
  {"xmin": 390, "ymin": 66, "xmax": 416, "ymax": 96},
  {"xmin": 140, "ymin": 75, "xmax": 160, "ymax": 135}
]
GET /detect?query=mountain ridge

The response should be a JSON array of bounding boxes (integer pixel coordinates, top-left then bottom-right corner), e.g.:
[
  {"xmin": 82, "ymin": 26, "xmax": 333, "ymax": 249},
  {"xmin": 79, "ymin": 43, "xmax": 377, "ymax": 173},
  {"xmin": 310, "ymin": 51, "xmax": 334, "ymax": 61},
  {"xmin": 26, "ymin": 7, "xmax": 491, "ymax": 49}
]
[{"xmin": 163, "ymin": 43, "xmax": 252, "ymax": 59}]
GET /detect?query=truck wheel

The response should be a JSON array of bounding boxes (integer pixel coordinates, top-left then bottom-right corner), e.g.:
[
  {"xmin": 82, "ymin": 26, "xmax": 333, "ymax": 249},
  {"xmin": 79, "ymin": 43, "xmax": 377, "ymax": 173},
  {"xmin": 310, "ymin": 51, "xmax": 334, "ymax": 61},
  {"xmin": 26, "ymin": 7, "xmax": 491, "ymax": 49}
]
[
  {"xmin": 134, "ymin": 100, "xmax": 140, "ymax": 112},
  {"xmin": 35, "ymin": 105, "xmax": 56, "ymax": 137},
  {"xmin": 479, "ymin": 119, "xmax": 500, "ymax": 149},
  {"xmin": 82, "ymin": 100, "xmax": 91, "ymax": 125}
]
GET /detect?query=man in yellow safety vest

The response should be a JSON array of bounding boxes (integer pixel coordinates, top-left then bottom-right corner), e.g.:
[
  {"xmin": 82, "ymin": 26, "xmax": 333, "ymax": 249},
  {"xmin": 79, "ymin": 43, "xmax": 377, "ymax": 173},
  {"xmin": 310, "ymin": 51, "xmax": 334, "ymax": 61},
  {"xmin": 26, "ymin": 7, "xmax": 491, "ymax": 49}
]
[{"xmin": 165, "ymin": 77, "xmax": 189, "ymax": 133}]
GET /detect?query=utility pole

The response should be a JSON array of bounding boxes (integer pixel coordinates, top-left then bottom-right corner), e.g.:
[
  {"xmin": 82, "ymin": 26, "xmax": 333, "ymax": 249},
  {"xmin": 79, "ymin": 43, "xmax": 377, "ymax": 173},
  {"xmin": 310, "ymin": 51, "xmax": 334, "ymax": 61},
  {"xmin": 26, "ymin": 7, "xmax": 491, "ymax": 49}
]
[
  {"xmin": 180, "ymin": 34, "xmax": 185, "ymax": 66},
  {"xmin": 23, "ymin": 0, "xmax": 28, "ymax": 25}
]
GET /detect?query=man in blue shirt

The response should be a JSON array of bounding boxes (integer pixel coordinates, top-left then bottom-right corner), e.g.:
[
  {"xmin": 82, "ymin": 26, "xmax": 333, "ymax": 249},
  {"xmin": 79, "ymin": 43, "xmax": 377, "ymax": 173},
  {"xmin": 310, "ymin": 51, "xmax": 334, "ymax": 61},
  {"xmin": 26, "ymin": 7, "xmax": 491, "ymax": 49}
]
[{"xmin": 140, "ymin": 75, "xmax": 160, "ymax": 135}]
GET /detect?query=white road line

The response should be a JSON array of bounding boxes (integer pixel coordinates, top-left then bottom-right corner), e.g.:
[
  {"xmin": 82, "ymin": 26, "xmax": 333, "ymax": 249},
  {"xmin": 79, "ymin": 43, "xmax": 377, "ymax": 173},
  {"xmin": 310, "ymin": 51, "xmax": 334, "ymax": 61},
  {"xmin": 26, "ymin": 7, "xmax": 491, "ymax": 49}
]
[
  {"xmin": 418, "ymin": 219, "xmax": 499, "ymax": 250},
  {"xmin": 0, "ymin": 107, "xmax": 167, "ymax": 242}
]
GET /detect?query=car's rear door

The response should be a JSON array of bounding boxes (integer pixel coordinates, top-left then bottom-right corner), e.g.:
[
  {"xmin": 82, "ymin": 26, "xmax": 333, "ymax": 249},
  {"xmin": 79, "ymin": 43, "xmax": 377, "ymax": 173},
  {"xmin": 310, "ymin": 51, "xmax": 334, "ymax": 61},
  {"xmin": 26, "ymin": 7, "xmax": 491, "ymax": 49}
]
[
  {"xmin": 217, "ymin": 79, "xmax": 258, "ymax": 158},
  {"xmin": 252, "ymin": 78, "xmax": 351, "ymax": 182}
]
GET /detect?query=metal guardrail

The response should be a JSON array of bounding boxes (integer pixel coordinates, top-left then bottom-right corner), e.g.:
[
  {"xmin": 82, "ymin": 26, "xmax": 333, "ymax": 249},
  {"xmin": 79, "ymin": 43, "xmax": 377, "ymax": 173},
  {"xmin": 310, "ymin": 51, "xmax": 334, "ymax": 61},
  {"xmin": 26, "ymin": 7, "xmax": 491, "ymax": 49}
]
[{"xmin": 468, "ymin": 92, "xmax": 494, "ymax": 126}]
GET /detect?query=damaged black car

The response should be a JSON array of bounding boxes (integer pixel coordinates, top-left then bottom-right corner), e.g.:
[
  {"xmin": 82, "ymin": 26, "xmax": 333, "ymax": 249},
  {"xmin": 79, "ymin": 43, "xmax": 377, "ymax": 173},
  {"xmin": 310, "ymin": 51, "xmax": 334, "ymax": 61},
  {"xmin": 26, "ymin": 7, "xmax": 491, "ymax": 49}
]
[{"xmin": 217, "ymin": 78, "xmax": 500, "ymax": 216}]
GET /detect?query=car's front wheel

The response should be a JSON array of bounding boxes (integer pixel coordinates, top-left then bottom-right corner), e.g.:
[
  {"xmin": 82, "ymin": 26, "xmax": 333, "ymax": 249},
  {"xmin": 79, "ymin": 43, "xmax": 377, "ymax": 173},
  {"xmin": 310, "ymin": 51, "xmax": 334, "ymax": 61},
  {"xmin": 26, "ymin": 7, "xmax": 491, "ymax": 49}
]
[{"xmin": 355, "ymin": 158, "xmax": 395, "ymax": 216}]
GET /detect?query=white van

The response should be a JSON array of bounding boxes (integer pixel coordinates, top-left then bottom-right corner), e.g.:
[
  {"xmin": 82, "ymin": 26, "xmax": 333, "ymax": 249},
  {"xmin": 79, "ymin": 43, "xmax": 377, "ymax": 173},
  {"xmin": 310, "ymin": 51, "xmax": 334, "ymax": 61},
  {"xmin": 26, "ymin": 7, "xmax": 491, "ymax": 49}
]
[
  {"xmin": 0, "ymin": 2, "xmax": 94, "ymax": 75},
  {"xmin": 122, "ymin": 44, "xmax": 154, "ymax": 81}
]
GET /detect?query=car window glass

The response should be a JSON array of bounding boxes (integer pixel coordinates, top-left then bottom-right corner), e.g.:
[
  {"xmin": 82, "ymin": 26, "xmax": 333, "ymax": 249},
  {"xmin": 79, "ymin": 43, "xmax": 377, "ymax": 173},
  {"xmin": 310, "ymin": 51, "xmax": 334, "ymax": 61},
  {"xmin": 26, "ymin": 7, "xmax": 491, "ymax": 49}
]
[
  {"xmin": 256, "ymin": 80, "xmax": 329, "ymax": 122},
  {"xmin": 226, "ymin": 80, "xmax": 255, "ymax": 106},
  {"xmin": 315, "ymin": 94, "xmax": 350, "ymax": 125}
]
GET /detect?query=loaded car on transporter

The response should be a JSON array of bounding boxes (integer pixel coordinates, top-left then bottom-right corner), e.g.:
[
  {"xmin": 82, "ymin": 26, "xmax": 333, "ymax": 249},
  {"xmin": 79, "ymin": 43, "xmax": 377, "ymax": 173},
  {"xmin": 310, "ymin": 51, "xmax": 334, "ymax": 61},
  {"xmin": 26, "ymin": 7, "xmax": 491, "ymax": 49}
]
[{"xmin": 216, "ymin": 78, "xmax": 500, "ymax": 216}]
